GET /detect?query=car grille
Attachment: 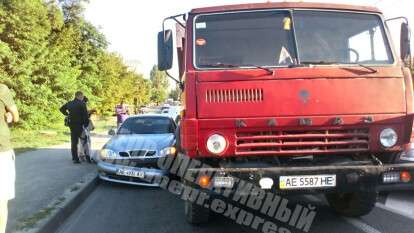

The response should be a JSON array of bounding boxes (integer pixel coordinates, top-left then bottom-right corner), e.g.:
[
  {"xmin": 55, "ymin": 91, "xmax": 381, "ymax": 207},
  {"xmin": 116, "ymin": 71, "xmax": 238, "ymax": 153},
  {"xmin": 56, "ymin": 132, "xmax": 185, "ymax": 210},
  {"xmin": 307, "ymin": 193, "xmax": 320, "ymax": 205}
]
[
  {"xmin": 235, "ymin": 128, "xmax": 369, "ymax": 156},
  {"xmin": 119, "ymin": 150, "xmax": 157, "ymax": 157}
]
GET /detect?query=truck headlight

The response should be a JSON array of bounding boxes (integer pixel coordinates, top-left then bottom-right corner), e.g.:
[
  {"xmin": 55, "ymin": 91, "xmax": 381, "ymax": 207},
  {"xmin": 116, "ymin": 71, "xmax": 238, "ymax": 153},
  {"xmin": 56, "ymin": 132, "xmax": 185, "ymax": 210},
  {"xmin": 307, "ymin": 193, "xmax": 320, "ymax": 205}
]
[
  {"xmin": 160, "ymin": 147, "xmax": 177, "ymax": 156},
  {"xmin": 380, "ymin": 128, "xmax": 397, "ymax": 148},
  {"xmin": 99, "ymin": 149, "xmax": 117, "ymax": 160},
  {"xmin": 206, "ymin": 134, "xmax": 227, "ymax": 154}
]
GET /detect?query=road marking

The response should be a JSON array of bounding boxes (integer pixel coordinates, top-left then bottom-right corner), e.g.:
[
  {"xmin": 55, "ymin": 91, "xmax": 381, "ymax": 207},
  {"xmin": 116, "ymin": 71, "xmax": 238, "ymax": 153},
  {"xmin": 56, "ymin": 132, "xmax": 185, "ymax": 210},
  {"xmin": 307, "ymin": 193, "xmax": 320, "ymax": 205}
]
[
  {"xmin": 342, "ymin": 217, "xmax": 383, "ymax": 233},
  {"xmin": 375, "ymin": 202, "xmax": 414, "ymax": 221}
]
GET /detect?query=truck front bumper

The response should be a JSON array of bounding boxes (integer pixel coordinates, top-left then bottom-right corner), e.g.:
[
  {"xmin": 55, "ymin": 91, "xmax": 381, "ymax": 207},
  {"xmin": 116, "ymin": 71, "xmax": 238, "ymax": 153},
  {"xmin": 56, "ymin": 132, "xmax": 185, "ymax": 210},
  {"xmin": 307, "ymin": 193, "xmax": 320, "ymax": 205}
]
[{"xmin": 187, "ymin": 163, "xmax": 414, "ymax": 193}]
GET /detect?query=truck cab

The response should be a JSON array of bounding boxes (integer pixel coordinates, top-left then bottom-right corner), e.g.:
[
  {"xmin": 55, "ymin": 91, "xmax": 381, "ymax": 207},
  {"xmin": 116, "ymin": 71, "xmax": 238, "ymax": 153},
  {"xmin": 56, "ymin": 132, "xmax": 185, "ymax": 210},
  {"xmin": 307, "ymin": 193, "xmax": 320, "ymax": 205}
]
[{"xmin": 158, "ymin": 2, "xmax": 413, "ymax": 223}]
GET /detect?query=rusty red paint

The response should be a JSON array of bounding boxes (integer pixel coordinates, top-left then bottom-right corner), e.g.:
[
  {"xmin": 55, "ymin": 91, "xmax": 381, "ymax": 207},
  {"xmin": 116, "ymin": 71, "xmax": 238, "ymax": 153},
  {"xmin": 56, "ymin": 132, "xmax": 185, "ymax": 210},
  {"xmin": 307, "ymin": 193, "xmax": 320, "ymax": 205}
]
[
  {"xmin": 176, "ymin": 2, "xmax": 413, "ymax": 159},
  {"xmin": 190, "ymin": 2, "xmax": 381, "ymax": 14}
]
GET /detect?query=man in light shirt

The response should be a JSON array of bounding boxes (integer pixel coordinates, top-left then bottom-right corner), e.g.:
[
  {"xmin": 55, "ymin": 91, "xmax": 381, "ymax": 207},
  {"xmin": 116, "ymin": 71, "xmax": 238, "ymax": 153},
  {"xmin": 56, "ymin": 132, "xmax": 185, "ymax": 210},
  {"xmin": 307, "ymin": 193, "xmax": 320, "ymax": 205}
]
[{"xmin": 0, "ymin": 84, "xmax": 19, "ymax": 233}]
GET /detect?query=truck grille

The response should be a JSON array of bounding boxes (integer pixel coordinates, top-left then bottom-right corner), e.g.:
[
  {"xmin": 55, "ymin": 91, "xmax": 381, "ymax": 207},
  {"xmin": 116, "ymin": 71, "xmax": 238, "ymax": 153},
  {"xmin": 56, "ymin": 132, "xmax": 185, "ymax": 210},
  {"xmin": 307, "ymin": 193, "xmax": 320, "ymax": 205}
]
[
  {"xmin": 235, "ymin": 128, "xmax": 369, "ymax": 156},
  {"xmin": 206, "ymin": 88, "xmax": 263, "ymax": 103}
]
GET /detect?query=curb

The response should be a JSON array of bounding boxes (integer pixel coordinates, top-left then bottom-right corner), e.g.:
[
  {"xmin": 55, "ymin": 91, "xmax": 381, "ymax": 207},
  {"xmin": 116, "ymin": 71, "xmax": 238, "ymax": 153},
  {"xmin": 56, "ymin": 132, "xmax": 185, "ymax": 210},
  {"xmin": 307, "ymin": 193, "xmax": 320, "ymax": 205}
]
[{"xmin": 14, "ymin": 171, "xmax": 99, "ymax": 233}]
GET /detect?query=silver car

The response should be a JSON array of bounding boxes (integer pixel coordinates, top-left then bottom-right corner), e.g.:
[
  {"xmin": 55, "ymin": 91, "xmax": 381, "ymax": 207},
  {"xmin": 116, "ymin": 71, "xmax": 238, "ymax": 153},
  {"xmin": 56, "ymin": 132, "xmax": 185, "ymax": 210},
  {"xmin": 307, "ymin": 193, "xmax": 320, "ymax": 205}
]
[{"xmin": 97, "ymin": 114, "xmax": 176, "ymax": 186}]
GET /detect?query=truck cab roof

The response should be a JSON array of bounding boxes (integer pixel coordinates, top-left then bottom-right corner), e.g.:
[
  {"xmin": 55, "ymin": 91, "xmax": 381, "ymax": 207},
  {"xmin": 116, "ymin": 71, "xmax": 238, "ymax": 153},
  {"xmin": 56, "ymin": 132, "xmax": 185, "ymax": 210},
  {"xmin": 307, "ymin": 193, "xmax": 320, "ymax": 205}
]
[{"xmin": 190, "ymin": 2, "xmax": 381, "ymax": 15}]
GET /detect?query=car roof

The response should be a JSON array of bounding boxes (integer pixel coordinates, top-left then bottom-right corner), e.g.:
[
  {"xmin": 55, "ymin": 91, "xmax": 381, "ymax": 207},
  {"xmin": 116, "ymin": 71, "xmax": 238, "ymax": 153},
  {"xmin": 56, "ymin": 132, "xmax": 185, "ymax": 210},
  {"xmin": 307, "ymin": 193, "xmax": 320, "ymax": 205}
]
[
  {"xmin": 190, "ymin": 2, "xmax": 381, "ymax": 14},
  {"xmin": 127, "ymin": 114, "xmax": 173, "ymax": 120}
]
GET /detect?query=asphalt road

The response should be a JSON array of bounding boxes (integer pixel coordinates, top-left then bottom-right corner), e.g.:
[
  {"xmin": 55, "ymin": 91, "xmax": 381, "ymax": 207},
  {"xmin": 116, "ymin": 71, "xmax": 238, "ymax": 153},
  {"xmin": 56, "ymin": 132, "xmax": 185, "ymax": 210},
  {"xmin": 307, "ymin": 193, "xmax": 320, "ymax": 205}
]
[
  {"xmin": 56, "ymin": 182, "xmax": 414, "ymax": 233},
  {"xmin": 8, "ymin": 134, "xmax": 109, "ymax": 233}
]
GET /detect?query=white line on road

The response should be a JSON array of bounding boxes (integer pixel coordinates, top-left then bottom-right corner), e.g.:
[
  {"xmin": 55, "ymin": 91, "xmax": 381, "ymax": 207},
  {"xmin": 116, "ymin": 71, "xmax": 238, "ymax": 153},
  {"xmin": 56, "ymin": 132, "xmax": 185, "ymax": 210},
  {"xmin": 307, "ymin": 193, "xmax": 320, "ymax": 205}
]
[{"xmin": 342, "ymin": 217, "xmax": 383, "ymax": 233}]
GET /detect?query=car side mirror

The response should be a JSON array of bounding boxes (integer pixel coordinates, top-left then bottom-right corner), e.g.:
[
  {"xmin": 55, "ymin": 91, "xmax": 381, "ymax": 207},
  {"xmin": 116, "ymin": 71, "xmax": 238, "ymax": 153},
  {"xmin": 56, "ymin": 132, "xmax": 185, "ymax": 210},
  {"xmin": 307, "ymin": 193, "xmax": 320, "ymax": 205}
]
[
  {"xmin": 108, "ymin": 128, "xmax": 116, "ymax": 136},
  {"xmin": 400, "ymin": 22, "xmax": 411, "ymax": 63},
  {"xmin": 157, "ymin": 29, "xmax": 173, "ymax": 71}
]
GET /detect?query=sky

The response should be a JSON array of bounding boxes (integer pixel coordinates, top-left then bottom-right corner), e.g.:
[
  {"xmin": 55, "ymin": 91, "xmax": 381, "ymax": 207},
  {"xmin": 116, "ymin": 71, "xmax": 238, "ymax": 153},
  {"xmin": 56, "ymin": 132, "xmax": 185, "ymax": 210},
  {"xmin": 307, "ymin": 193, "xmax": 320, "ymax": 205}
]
[{"xmin": 84, "ymin": 0, "xmax": 413, "ymax": 81}]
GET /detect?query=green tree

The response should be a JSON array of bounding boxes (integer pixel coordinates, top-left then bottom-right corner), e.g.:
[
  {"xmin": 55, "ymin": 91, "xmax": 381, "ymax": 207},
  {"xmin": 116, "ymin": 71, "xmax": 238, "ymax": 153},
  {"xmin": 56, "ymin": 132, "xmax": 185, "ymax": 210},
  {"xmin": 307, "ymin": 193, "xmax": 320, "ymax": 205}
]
[
  {"xmin": 169, "ymin": 84, "xmax": 182, "ymax": 101},
  {"xmin": 149, "ymin": 65, "xmax": 169, "ymax": 104},
  {"xmin": 97, "ymin": 53, "xmax": 151, "ymax": 114},
  {"xmin": 0, "ymin": 0, "xmax": 152, "ymax": 128},
  {"xmin": 0, "ymin": 0, "xmax": 55, "ymax": 128}
]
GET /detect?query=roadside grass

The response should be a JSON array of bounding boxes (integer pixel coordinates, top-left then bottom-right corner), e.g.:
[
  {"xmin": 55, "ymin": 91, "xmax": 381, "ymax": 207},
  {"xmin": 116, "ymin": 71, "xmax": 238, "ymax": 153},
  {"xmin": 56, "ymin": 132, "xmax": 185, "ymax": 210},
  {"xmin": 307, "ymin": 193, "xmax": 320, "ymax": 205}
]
[
  {"xmin": 11, "ymin": 124, "xmax": 69, "ymax": 154},
  {"xmin": 14, "ymin": 197, "xmax": 66, "ymax": 231},
  {"xmin": 92, "ymin": 116, "xmax": 116, "ymax": 134},
  {"xmin": 11, "ymin": 116, "xmax": 115, "ymax": 154}
]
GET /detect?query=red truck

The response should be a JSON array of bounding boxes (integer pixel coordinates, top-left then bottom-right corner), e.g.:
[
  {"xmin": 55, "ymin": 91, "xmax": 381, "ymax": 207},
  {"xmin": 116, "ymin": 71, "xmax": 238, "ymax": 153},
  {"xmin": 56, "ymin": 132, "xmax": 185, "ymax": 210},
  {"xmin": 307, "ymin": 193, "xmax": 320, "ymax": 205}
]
[{"xmin": 157, "ymin": 2, "xmax": 413, "ymax": 223}]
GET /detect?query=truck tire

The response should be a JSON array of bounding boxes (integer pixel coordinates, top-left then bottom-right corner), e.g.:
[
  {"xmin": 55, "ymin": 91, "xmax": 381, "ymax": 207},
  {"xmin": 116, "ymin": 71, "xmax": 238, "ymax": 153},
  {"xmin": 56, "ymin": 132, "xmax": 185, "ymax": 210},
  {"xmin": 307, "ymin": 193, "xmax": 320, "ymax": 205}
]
[
  {"xmin": 325, "ymin": 191, "xmax": 377, "ymax": 217},
  {"xmin": 184, "ymin": 200, "xmax": 210, "ymax": 224}
]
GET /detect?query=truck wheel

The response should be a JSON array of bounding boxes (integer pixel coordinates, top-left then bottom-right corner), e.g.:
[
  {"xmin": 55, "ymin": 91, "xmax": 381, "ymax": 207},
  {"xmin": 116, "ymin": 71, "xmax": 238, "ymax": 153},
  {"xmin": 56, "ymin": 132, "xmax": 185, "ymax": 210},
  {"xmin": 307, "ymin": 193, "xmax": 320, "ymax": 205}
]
[
  {"xmin": 325, "ymin": 191, "xmax": 377, "ymax": 217},
  {"xmin": 184, "ymin": 200, "xmax": 210, "ymax": 224}
]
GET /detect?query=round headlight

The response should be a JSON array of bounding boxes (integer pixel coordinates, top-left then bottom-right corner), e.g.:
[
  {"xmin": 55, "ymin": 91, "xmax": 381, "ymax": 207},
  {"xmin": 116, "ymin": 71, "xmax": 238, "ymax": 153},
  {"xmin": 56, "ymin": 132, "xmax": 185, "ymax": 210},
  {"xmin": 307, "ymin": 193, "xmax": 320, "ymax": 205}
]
[
  {"xmin": 206, "ymin": 134, "xmax": 227, "ymax": 154},
  {"xmin": 380, "ymin": 128, "xmax": 398, "ymax": 148},
  {"xmin": 160, "ymin": 147, "xmax": 177, "ymax": 156},
  {"xmin": 99, "ymin": 149, "xmax": 117, "ymax": 160}
]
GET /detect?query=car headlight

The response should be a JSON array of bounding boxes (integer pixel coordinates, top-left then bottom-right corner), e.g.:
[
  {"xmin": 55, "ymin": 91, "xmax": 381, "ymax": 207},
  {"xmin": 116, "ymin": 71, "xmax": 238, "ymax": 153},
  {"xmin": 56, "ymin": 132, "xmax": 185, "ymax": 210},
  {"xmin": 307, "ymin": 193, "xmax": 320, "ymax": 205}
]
[
  {"xmin": 160, "ymin": 147, "xmax": 177, "ymax": 156},
  {"xmin": 206, "ymin": 134, "xmax": 227, "ymax": 154},
  {"xmin": 380, "ymin": 128, "xmax": 398, "ymax": 148},
  {"xmin": 99, "ymin": 149, "xmax": 117, "ymax": 160}
]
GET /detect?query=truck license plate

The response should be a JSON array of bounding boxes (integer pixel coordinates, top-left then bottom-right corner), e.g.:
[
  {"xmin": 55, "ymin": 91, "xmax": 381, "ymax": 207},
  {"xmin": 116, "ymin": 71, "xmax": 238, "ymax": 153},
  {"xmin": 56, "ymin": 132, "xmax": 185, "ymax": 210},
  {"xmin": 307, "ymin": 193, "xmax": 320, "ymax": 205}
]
[
  {"xmin": 116, "ymin": 169, "xmax": 145, "ymax": 178},
  {"xmin": 279, "ymin": 175, "xmax": 336, "ymax": 189}
]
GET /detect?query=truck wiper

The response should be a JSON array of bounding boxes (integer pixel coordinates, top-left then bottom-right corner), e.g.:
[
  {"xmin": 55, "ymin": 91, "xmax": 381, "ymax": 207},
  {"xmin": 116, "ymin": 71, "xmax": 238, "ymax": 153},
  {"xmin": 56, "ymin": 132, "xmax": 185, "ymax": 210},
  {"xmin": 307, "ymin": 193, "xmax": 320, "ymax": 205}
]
[
  {"xmin": 349, "ymin": 63, "xmax": 377, "ymax": 73},
  {"xmin": 287, "ymin": 61, "xmax": 338, "ymax": 68},
  {"xmin": 301, "ymin": 61, "xmax": 337, "ymax": 65},
  {"xmin": 299, "ymin": 61, "xmax": 377, "ymax": 73},
  {"xmin": 202, "ymin": 62, "xmax": 274, "ymax": 75}
]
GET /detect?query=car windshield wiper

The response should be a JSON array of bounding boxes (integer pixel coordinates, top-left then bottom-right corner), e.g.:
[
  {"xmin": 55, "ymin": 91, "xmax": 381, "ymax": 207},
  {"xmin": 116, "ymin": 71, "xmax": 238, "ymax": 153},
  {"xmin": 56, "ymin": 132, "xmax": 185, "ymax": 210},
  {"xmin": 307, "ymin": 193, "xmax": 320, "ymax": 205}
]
[
  {"xmin": 202, "ymin": 62, "xmax": 274, "ymax": 75},
  {"xmin": 299, "ymin": 61, "xmax": 377, "ymax": 73}
]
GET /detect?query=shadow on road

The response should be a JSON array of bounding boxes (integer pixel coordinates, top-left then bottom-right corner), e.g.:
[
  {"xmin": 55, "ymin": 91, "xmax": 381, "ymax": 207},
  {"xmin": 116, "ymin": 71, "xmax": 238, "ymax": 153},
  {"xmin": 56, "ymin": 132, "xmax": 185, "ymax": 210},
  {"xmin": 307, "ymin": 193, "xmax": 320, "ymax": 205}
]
[{"xmin": 58, "ymin": 181, "xmax": 370, "ymax": 233}]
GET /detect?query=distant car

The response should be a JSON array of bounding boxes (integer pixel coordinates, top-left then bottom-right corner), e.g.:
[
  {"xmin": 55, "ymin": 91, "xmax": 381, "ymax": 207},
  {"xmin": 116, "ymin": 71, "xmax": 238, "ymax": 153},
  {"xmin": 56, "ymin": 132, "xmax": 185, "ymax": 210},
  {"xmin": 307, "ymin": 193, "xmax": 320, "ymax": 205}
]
[
  {"xmin": 97, "ymin": 115, "xmax": 176, "ymax": 186},
  {"xmin": 161, "ymin": 105, "xmax": 183, "ymax": 123}
]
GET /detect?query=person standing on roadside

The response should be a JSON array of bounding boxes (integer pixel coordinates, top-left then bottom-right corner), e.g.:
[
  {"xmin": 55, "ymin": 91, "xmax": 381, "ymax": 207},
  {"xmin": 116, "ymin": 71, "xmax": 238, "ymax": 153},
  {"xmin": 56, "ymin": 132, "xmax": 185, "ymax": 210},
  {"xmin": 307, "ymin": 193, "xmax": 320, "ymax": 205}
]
[
  {"xmin": 77, "ymin": 97, "xmax": 95, "ymax": 163},
  {"xmin": 60, "ymin": 91, "xmax": 89, "ymax": 164},
  {"xmin": 0, "ymin": 84, "xmax": 19, "ymax": 233},
  {"xmin": 115, "ymin": 100, "xmax": 129, "ymax": 127}
]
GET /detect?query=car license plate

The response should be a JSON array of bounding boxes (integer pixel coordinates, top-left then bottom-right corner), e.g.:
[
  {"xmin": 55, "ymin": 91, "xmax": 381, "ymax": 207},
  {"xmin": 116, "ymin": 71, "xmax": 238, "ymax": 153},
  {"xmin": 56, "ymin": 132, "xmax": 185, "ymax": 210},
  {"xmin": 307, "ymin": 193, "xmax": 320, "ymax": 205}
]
[
  {"xmin": 279, "ymin": 174, "xmax": 336, "ymax": 189},
  {"xmin": 116, "ymin": 169, "xmax": 144, "ymax": 178}
]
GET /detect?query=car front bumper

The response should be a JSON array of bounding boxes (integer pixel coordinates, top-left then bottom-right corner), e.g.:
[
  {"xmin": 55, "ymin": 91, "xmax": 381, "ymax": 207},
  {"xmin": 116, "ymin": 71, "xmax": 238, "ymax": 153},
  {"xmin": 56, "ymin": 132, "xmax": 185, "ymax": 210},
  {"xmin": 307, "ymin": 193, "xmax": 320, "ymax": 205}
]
[{"xmin": 97, "ymin": 161, "xmax": 168, "ymax": 187}]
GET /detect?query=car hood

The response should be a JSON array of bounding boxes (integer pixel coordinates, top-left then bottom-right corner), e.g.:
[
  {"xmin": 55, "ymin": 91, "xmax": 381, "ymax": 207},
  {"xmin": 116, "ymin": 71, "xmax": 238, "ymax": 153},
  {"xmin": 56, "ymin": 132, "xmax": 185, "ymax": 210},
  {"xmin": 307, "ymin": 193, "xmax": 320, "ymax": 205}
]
[{"xmin": 104, "ymin": 133, "xmax": 175, "ymax": 153}]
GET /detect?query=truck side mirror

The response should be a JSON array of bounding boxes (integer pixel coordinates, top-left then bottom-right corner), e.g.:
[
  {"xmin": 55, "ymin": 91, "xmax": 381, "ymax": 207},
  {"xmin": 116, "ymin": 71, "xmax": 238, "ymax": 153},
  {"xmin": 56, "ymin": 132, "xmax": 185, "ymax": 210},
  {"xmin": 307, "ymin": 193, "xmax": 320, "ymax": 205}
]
[
  {"xmin": 158, "ymin": 30, "xmax": 173, "ymax": 71},
  {"xmin": 400, "ymin": 22, "xmax": 411, "ymax": 63}
]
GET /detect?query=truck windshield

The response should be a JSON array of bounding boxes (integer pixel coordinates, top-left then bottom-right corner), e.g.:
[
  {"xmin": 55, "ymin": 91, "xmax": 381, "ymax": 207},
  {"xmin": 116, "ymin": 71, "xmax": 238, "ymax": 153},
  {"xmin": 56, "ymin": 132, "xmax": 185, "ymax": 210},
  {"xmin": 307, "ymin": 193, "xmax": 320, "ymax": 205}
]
[
  {"xmin": 194, "ymin": 11, "xmax": 297, "ymax": 68},
  {"xmin": 194, "ymin": 10, "xmax": 393, "ymax": 69}
]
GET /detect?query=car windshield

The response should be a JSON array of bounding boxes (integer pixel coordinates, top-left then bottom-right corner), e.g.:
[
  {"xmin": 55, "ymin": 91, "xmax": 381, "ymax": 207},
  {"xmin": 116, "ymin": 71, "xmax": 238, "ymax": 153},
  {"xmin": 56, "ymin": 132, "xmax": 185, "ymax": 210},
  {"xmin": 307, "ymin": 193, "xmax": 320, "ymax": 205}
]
[
  {"xmin": 194, "ymin": 10, "xmax": 393, "ymax": 68},
  {"xmin": 118, "ymin": 117, "xmax": 174, "ymax": 134}
]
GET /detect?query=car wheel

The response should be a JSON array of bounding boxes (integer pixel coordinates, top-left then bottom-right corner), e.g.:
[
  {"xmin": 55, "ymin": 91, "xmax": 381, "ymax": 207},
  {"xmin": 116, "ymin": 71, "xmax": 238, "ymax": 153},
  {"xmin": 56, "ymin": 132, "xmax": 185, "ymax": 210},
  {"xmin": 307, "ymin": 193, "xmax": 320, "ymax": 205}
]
[
  {"xmin": 325, "ymin": 191, "xmax": 377, "ymax": 217},
  {"xmin": 184, "ymin": 200, "xmax": 210, "ymax": 224}
]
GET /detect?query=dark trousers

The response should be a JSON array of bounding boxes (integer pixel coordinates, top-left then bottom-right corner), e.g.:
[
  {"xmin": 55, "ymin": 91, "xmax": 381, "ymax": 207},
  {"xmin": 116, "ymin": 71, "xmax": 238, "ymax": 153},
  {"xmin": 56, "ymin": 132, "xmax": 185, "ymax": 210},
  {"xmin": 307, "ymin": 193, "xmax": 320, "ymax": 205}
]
[{"xmin": 70, "ymin": 125, "xmax": 83, "ymax": 161}]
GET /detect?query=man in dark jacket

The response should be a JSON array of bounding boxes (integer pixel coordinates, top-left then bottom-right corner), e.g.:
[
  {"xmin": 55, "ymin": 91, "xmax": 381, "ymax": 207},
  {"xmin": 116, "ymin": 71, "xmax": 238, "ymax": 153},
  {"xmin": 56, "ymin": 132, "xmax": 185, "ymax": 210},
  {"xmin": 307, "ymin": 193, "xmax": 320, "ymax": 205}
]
[{"xmin": 60, "ymin": 91, "xmax": 89, "ymax": 163}]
